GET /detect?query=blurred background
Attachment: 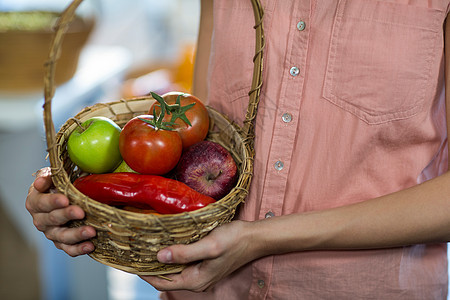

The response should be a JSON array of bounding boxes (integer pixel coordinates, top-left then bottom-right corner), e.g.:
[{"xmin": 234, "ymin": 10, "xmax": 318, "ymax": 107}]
[
  {"xmin": 0, "ymin": 0, "xmax": 199, "ymax": 299},
  {"xmin": 2, "ymin": 1, "xmax": 450, "ymax": 300}
]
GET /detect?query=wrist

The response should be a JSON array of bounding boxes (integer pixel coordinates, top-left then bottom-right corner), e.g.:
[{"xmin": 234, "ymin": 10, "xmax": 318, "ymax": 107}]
[
  {"xmin": 245, "ymin": 212, "xmax": 332, "ymax": 257},
  {"xmin": 243, "ymin": 216, "xmax": 300, "ymax": 258}
]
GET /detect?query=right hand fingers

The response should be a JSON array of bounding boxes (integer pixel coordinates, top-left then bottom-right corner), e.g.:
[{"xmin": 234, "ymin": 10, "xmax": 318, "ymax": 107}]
[
  {"xmin": 32, "ymin": 201, "xmax": 86, "ymax": 232},
  {"xmin": 26, "ymin": 167, "xmax": 84, "ymax": 231},
  {"xmin": 32, "ymin": 167, "xmax": 54, "ymax": 193},
  {"xmin": 51, "ymin": 226, "xmax": 96, "ymax": 257},
  {"xmin": 26, "ymin": 167, "xmax": 68, "ymax": 215},
  {"xmin": 40, "ymin": 211, "xmax": 96, "ymax": 257},
  {"xmin": 55, "ymin": 240, "xmax": 95, "ymax": 257},
  {"xmin": 26, "ymin": 167, "xmax": 96, "ymax": 256}
]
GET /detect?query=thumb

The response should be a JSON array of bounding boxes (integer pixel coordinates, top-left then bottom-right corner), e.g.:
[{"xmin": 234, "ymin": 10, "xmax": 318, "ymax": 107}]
[
  {"xmin": 157, "ymin": 237, "xmax": 219, "ymax": 264},
  {"xmin": 33, "ymin": 167, "xmax": 54, "ymax": 192}
]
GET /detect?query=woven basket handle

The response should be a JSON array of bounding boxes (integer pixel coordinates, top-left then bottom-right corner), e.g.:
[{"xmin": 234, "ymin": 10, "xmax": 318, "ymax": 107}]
[
  {"xmin": 244, "ymin": 0, "xmax": 265, "ymax": 145},
  {"xmin": 43, "ymin": 0, "xmax": 83, "ymax": 177},
  {"xmin": 43, "ymin": 0, "xmax": 264, "ymax": 170}
]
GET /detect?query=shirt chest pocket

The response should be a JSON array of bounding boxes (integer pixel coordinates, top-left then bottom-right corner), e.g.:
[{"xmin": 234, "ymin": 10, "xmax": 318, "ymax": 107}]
[{"xmin": 322, "ymin": 0, "xmax": 443, "ymax": 124}]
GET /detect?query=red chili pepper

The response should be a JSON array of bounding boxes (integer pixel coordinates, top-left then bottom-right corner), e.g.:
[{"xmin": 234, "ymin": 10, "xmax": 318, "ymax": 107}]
[{"xmin": 72, "ymin": 173, "xmax": 216, "ymax": 214}]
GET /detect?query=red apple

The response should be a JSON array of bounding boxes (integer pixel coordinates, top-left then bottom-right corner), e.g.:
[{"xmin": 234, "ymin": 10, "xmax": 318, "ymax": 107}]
[{"xmin": 175, "ymin": 140, "xmax": 238, "ymax": 200}]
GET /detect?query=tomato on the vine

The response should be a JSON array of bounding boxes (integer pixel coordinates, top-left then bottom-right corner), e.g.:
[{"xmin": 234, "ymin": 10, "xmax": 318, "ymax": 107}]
[
  {"xmin": 119, "ymin": 115, "xmax": 182, "ymax": 175},
  {"xmin": 150, "ymin": 92, "xmax": 210, "ymax": 150}
]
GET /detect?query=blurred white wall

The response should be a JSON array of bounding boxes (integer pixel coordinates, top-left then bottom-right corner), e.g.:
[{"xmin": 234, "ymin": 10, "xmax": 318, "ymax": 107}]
[{"xmin": 0, "ymin": 0, "xmax": 200, "ymax": 68}]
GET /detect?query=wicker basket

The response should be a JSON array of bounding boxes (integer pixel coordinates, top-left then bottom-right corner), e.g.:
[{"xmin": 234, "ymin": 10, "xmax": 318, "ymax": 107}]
[
  {"xmin": 43, "ymin": 0, "xmax": 264, "ymax": 276},
  {"xmin": 0, "ymin": 10, "xmax": 93, "ymax": 91}
]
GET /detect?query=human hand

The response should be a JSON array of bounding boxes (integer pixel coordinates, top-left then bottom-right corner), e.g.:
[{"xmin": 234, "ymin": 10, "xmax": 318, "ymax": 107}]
[
  {"xmin": 26, "ymin": 167, "xmax": 96, "ymax": 256},
  {"xmin": 140, "ymin": 220, "xmax": 261, "ymax": 292}
]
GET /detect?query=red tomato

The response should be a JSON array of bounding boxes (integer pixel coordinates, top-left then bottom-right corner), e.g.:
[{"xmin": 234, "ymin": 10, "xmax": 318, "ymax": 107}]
[
  {"xmin": 150, "ymin": 92, "xmax": 209, "ymax": 150},
  {"xmin": 119, "ymin": 115, "xmax": 182, "ymax": 175}
]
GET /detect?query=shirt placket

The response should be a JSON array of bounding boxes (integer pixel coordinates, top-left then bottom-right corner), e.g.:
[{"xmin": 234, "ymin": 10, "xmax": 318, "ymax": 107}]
[{"xmin": 248, "ymin": 1, "xmax": 311, "ymax": 299}]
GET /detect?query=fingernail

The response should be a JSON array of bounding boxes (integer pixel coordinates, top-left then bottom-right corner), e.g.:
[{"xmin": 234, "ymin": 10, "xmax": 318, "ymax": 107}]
[
  {"xmin": 54, "ymin": 197, "xmax": 65, "ymax": 207},
  {"xmin": 82, "ymin": 245, "xmax": 93, "ymax": 253},
  {"xmin": 81, "ymin": 229, "xmax": 91, "ymax": 239},
  {"xmin": 158, "ymin": 249, "xmax": 172, "ymax": 263},
  {"xmin": 70, "ymin": 209, "xmax": 78, "ymax": 219}
]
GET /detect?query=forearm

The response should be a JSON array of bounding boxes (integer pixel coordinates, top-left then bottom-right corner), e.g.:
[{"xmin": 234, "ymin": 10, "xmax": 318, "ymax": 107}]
[{"xmin": 249, "ymin": 171, "xmax": 450, "ymax": 258}]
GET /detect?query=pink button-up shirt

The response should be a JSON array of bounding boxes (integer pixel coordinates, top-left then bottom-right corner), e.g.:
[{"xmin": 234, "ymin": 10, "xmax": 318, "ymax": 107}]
[{"xmin": 164, "ymin": 1, "xmax": 450, "ymax": 299}]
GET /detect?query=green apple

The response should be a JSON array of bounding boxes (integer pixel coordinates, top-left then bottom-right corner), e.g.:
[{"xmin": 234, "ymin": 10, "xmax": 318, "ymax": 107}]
[
  {"xmin": 113, "ymin": 160, "xmax": 138, "ymax": 173},
  {"xmin": 67, "ymin": 116, "xmax": 122, "ymax": 174}
]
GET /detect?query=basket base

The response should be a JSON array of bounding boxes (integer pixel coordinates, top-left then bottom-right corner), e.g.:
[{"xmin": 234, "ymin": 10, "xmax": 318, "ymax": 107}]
[{"xmin": 88, "ymin": 253, "xmax": 186, "ymax": 276}]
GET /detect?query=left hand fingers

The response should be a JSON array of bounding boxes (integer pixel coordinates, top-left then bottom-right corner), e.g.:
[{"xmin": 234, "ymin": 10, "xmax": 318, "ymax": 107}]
[
  {"xmin": 141, "ymin": 220, "xmax": 254, "ymax": 292},
  {"xmin": 156, "ymin": 236, "xmax": 221, "ymax": 265},
  {"xmin": 140, "ymin": 263, "xmax": 209, "ymax": 292},
  {"xmin": 140, "ymin": 234, "xmax": 223, "ymax": 292}
]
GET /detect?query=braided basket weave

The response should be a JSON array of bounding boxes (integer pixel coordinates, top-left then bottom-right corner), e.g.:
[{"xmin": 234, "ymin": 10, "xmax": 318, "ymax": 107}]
[{"xmin": 43, "ymin": 0, "xmax": 264, "ymax": 275}]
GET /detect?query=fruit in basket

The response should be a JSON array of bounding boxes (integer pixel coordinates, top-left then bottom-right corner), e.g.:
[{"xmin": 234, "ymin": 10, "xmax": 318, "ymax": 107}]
[
  {"xmin": 67, "ymin": 117, "xmax": 122, "ymax": 174},
  {"xmin": 119, "ymin": 114, "xmax": 182, "ymax": 175},
  {"xmin": 150, "ymin": 92, "xmax": 209, "ymax": 150},
  {"xmin": 73, "ymin": 173, "xmax": 216, "ymax": 214},
  {"xmin": 113, "ymin": 160, "xmax": 138, "ymax": 173},
  {"xmin": 175, "ymin": 140, "xmax": 238, "ymax": 200}
]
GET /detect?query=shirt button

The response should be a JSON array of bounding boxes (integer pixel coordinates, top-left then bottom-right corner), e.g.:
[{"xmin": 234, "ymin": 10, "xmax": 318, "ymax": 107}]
[
  {"xmin": 265, "ymin": 211, "xmax": 275, "ymax": 218},
  {"xmin": 282, "ymin": 112, "xmax": 292, "ymax": 123},
  {"xmin": 258, "ymin": 279, "xmax": 265, "ymax": 288},
  {"xmin": 290, "ymin": 66, "xmax": 300, "ymax": 77},
  {"xmin": 274, "ymin": 161, "xmax": 284, "ymax": 171},
  {"xmin": 297, "ymin": 21, "xmax": 306, "ymax": 31}
]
